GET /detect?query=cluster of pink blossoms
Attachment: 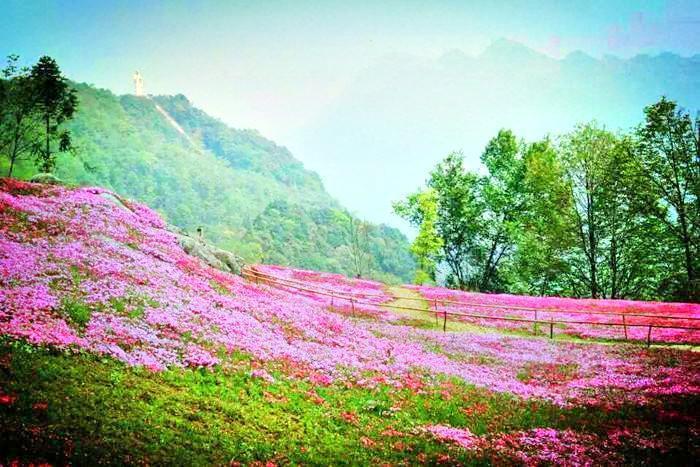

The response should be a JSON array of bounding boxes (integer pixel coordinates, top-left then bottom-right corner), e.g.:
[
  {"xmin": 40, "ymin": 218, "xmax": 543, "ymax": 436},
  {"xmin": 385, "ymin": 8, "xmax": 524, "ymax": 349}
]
[
  {"xmin": 1, "ymin": 179, "xmax": 698, "ymax": 410},
  {"xmin": 410, "ymin": 284, "xmax": 700, "ymax": 344},
  {"xmin": 253, "ymin": 264, "xmax": 396, "ymax": 319}
]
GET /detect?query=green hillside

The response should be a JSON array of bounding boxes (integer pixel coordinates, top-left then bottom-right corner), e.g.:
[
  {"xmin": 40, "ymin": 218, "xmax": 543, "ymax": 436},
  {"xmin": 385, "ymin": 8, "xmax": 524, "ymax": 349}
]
[{"xmin": 2, "ymin": 82, "xmax": 414, "ymax": 282}]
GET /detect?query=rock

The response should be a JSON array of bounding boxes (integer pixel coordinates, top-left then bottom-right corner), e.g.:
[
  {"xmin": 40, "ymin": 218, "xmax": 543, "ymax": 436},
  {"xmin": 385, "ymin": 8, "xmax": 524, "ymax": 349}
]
[
  {"xmin": 30, "ymin": 173, "xmax": 63, "ymax": 185},
  {"xmin": 173, "ymin": 232, "xmax": 244, "ymax": 275},
  {"xmin": 99, "ymin": 192, "xmax": 132, "ymax": 212}
]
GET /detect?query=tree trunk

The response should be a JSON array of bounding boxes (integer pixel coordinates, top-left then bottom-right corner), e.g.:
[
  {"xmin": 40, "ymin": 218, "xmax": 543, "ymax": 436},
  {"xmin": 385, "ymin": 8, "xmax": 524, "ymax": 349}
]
[
  {"xmin": 45, "ymin": 114, "xmax": 51, "ymax": 171},
  {"xmin": 678, "ymin": 208, "xmax": 695, "ymax": 282}
]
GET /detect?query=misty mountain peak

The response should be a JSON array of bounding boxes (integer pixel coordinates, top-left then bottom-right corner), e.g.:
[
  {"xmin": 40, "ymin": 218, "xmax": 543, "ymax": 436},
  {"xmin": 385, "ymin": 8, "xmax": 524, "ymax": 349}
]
[{"xmin": 480, "ymin": 38, "xmax": 545, "ymax": 62}]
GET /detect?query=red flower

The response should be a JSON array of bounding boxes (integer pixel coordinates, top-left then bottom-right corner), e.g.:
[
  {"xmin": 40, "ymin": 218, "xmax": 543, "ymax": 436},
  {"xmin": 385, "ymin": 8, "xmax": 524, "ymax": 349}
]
[
  {"xmin": 0, "ymin": 394, "xmax": 18, "ymax": 406},
  {"xmin": 33, "ymin": 401, "xmax": 49, "ymax": 411},
  {"xmin": 340, "ymin": 411, "xmax": 359, "ymax": 425},
  {"xmin": 360, "ymin": 436, "xmax": 376, "ymax": 448}
]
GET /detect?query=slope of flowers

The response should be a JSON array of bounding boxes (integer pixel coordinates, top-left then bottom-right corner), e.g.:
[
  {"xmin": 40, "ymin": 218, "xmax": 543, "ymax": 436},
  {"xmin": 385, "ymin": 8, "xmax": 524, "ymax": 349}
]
[
  {"xmin": 411, "ymin": 284, "xmax": 700, "ymax": 344},
  {"xmin": 252, "ymin": 264, "xmax": 396, "ymax": 319},
  {"xmin": 1, "ymin": 178, "xmax": 699, "ymax": 410}
]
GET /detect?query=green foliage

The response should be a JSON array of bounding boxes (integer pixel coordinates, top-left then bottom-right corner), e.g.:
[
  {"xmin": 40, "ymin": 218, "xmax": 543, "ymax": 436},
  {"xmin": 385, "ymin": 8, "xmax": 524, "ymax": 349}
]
[
  {"xmin": 245, "ymin": 200, "xmax": 413, "ymax": 282},
  {"xmin": 0, "ymin": 55, "xmax": 77, "ymax": 176},
  {"xmin": 29, "ymin": 56, "xmax": 78, "ymax": 172},
  {"xmin": 59, "ymin": 298, "xmax": 92, "ymax": 332},
  {"xmin": 635, "ymin": 97, "xmax": 699, "ymax": 298},
  {"xmin": 397, "ymin": 98, "xmax": 699, "ymax": 301},
  {"xmin": 394, "ymin": 189, "xmax": 442, "ymax": 284}
]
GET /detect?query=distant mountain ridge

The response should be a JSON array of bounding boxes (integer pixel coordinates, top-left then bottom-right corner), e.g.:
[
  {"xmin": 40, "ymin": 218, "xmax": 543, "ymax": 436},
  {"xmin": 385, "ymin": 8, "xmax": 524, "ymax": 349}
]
[
  {"xmin": 3, "ymin": 82, "xmax": 414, "ymax": 282},
  {"xmin": 296, "ymin": 39, "xmax": 700, "ymax": 225}
]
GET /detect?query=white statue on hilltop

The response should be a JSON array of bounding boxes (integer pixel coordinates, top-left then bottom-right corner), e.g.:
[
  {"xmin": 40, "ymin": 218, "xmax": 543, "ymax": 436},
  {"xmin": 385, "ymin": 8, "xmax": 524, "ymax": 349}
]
[{"xmin": 133, "ymin": 71, "xmax": 144, "ymax": 96}]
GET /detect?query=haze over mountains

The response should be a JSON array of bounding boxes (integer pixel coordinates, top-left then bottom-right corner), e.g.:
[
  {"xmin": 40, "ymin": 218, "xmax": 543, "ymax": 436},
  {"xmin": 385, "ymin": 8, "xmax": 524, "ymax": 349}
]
[{"xmin": 291, "ymin": 39, "xmax": 700, "ymax": 226}]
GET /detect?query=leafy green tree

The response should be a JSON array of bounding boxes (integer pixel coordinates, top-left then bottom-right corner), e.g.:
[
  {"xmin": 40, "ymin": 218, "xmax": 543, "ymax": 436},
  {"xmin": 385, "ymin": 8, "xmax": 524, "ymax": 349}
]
[
  {"xmin": 508, "ymin": 139, "xmax": 575, "ymax": 295},
  {"xmin": 394, "ymin": 189, "xmax": 442, "ymax": 284},
  {"xmin": 561, "ymin": 123, "xmax": 618, "ymax": 298},
  {"xmin": 634, "ymin": 97, "xmax": 699, "ymax": 296},
  {"xmin": 428, "ymin": 152, "xmax": 485, "ymax": 289},
  {"xmin": 0, "ymin": 55, "xmax": 41, "ymax": 177},
  {"xmin": 477, "ymin": 130, "xmax": 525, "ymax": 291},
  {"xmin": 30, "ymin": 56, "xmax": 78, "ymax": 172}
]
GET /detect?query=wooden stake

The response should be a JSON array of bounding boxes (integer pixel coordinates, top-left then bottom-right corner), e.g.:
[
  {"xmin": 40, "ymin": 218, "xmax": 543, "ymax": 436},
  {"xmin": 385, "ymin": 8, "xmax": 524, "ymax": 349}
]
[
  {"xmin": 434, "ymin": 299, "xmax": 439, "ymax": 325},
  {"xmin": 647, "ymin": 325, "xmax": 653, "ymax": 347},
  {"xmin": 443, "ymin": 309, "xmax": 447, "ymax": 332},
  {"xmin": 549, "ymin": 318, "xmax": 554, "ymax": 339},
  {"xmin": 534, "ymin": 310, "xmax": 538, "ymax": 334},
  {"xmin": 622, "ymin": 314, "xmax": 628, "ymax": 340}
]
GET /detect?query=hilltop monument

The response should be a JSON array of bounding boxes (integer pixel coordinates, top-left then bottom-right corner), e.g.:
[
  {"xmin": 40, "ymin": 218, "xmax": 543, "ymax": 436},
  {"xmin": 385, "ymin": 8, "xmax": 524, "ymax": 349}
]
[{"xmin": 133, "ymin": 71, "xmax": 144, "ymax": 96}]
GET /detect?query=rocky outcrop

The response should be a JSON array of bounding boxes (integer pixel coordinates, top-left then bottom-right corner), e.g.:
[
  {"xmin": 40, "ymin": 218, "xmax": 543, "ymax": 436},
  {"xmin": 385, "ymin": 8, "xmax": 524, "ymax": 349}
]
[
  {"xmin": 174, "ymin": 232, "xmax": 244, "ymax": 275},
  {"xmin": 29, "ymin": 173, "xmax": 63, "ymax": 185}
]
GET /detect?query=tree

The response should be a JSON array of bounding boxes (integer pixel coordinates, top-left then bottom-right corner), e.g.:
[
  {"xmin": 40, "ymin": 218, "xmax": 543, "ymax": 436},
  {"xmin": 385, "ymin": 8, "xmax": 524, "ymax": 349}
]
[
  {"xmin": 0, "ymin": 55, "xmax": 41, "ymax": 177},
  {"xmin": 394, "ymin": 189, "xmax": 443, "ymax": 284},
  {"xmin": 561, "ymin": 123, "xmax": 617, "ymax": 298},
  {"xmin": 478, "ymin": 130, "xmax": 525, "ymax": 291},
  {"xmin": 428, "ymin": 152, "xmax": 485, "ymax": 289},
  {"xmin": 599, "ymin": 137, "xmax": 668, "ymax": 299},
  {"xmin": 635, "ymin": 97, "xmax": 699, "ymax": 295},
  {"xmin": 345, "ymin": 216, "xmax": 373, "ymax": 278},
  {"xmin": 509, "ymin": 139, "xmax": 575, "ymax": 296},
  {"xmin": 30, "ymin": 56, "xmax": 78, "ymax": 172}
]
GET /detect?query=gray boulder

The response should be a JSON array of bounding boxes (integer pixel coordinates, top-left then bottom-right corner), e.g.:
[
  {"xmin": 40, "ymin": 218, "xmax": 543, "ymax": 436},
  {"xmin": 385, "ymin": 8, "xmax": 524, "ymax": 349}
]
[
  {"xmin": 174, "ymin": 232, "xmax": 244, "ymax": 275},
  {"xmin": 30, "ymin": 173, "xmax": 63, "ymax": 185}
]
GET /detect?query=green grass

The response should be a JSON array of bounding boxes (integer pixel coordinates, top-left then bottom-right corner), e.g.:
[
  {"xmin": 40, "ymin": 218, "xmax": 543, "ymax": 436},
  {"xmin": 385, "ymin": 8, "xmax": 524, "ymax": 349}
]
[{"xmin": 0, "ymin": 337, "xmax": 696, "ymax": 465}]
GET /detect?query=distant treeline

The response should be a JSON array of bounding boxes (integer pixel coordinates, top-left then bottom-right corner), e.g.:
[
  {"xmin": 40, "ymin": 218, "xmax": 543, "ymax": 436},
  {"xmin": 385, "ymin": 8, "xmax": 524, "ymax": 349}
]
[{"xmin": 396, "ymin": 97, "xmax": 699, "ymax": 302}]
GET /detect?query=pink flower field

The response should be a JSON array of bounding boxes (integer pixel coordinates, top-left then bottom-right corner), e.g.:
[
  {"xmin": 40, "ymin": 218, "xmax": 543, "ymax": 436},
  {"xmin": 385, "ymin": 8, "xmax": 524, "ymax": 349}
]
[
  {"xmin": 1, "ymin": 178, "xmax": 699, "ymax": 464},
  {"xmin": 409, "ymin": 285, "xmax": 700, "ymax": 344}
]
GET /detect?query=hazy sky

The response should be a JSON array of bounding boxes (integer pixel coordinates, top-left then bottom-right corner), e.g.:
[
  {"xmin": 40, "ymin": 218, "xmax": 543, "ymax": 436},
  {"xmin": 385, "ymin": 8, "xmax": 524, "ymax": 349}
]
[{"xmin": 3, "ymin": 0, "xmax": 700, "ymax": 227}]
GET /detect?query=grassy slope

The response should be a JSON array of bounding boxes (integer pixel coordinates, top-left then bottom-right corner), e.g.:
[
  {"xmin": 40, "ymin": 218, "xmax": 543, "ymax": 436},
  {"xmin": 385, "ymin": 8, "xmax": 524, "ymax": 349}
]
[{"xmin": 2, "ymin": 337, "xmax": 695, "ymax": 466}]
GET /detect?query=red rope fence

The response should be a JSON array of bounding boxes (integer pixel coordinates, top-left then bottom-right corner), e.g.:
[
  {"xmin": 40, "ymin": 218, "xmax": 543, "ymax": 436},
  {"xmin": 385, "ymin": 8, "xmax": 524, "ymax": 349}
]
[{"xmin": 241, "ymin": 266, "xmax": 700, "ymax": 346}]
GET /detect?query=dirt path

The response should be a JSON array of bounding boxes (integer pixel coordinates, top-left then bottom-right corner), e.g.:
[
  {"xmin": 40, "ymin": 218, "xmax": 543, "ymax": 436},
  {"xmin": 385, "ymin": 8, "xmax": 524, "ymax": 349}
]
[{"xmin": 384, "ymin": 286, "xmax": 439, "ymax": 328}]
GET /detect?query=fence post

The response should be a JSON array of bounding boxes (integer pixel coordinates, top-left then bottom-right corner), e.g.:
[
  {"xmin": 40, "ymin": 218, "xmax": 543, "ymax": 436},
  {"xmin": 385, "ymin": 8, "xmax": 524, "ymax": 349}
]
[
  {"xmin": 646, "ymin": 325, "xmax": 653, "ymax": 347},
  {"xmin": 549, "ymin": 318, "xmax": 554, "ymax": 339},
  {"xmin": 434, "ymin": 299, "xmax": 439, "ymax": 326},
  {"xmin": 534, "ymin": 310, "xmax": 538, "ymax": 335},
  {"xmin": 443, "ymin": 309, "xmax": 447, "ymax": 332},
  {"xmin": 622, "ymin": 314, "xmax": 628, "ymax": 340}
]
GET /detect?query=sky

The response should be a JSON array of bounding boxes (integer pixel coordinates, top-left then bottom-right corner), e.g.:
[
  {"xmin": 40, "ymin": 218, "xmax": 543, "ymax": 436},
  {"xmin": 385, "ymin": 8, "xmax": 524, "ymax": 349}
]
[{"xmin": 3, "ymin": 0, "xmax": 700, "ymax": 228}]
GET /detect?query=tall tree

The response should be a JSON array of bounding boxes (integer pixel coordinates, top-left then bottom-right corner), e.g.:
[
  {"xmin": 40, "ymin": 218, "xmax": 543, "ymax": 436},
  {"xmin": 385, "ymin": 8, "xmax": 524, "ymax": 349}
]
[
  {"xmin": 635, "ymin": 97, "xmax": 699, "ymax": 295},
  {"xmin": 478, "ymin": 130, "xmax": 524, "ymax": 291},
  {"xmin": 510, "ymin": 139, "xmax": 575, "ymax": 296},
  {"xmin": 0, "ymin": 55, "xmax": 41, "ymax": 177},
  {"xmin": 561, "ymin": 123, "xmax": 617, "ymax": 298},
  {"xmin": 341, "ymin": 214, "xmax": 373, "ymax": 278},
  {"xmin": 394, "ymin": 189, "xmax": 443, "ymax": 284},
  {"xmin": 30, "ymin": 56, "xmax": 78, "ymax": 172},
  {"xmin": 428, "ymin": 152, "xmax": 484, "ymax": 289}
]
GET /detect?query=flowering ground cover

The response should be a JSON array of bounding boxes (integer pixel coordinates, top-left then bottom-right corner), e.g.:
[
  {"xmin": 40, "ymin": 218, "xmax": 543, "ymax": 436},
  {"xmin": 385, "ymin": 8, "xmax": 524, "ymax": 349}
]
[
  {"xmin": 1, "ymin": 179, "xmax": 699, "ymax": 464},
  {"xmin": 410, "ymin": 285, "xmax": 700, "ymax": 344},
  {"xmin": 251, "ymin": 264, "xmax": 396, "ymax": 319}
]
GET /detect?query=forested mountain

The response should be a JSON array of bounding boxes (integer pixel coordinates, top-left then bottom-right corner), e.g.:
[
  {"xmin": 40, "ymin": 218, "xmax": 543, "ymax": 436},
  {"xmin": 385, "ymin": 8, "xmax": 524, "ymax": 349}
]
[{"xmin": 2, "ymin": 82, "xmax": 414, "ymax": 282}]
